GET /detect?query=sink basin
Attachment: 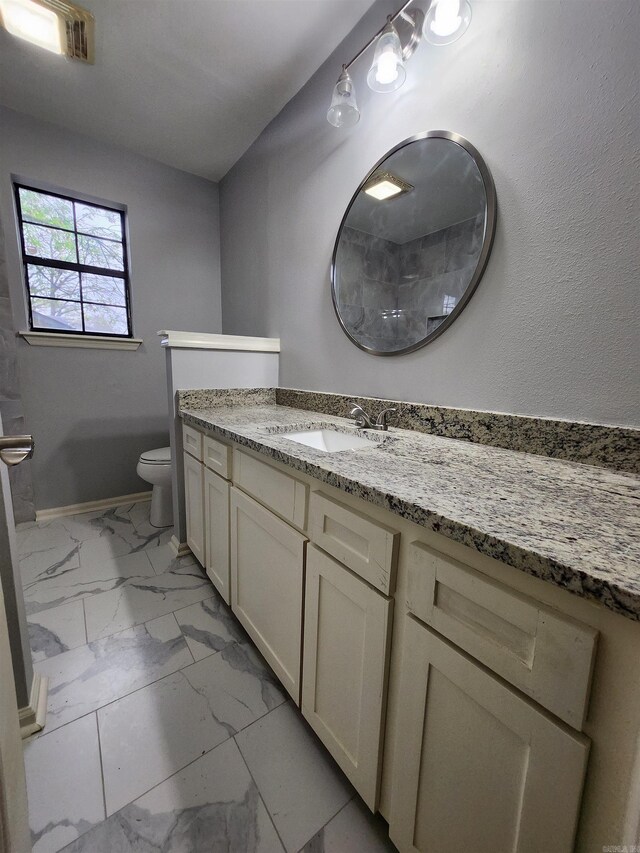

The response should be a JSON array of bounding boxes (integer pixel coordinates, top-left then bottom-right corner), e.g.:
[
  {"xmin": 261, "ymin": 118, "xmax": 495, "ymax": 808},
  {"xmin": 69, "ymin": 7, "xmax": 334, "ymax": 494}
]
[{"xmin": 280, "ymin": 428, "xmax": 378, "ymax": 453}]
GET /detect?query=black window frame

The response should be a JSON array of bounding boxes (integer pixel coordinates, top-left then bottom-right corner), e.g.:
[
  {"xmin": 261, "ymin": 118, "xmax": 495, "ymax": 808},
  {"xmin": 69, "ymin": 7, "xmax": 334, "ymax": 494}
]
[{"xmin": 14, "ymin": 182, "xmax": 133, "ymax": 339}]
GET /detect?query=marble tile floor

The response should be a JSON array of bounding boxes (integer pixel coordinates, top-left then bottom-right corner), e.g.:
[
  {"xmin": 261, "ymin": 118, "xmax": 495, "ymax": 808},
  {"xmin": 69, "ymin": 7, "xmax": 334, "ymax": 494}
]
[{"xmin": 18, "ymin": 501, "xmax": 395, "ymax": 853}]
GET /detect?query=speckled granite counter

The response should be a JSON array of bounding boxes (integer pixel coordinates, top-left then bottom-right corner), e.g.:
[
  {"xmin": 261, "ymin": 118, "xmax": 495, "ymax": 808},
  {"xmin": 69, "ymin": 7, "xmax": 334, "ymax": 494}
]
[{"xmin": 180, "ymin": 403, "xmax": 640, "ymax": 622}]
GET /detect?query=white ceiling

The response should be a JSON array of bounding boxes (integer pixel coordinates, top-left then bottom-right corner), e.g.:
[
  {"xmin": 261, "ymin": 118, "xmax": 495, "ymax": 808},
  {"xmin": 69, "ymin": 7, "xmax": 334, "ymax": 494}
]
[{"xmin": 0, "ymin": 0, "xmax": 376, "ymax": 181}]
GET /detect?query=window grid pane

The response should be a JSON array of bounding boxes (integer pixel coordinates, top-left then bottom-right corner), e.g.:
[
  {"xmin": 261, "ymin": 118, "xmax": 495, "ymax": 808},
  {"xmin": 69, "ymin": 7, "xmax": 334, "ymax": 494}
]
[
  {"xmin": 16, "ymin": 185, "xmax": 131, "ymax": 338},
  {"xmin": 81, "ymin": 273, "xmax": 127, "ymax": 307}
]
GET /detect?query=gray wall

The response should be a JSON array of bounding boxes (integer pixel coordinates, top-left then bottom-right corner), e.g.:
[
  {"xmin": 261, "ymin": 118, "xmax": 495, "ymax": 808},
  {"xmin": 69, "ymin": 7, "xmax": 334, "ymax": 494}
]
[
  {"xmin": 220, "ymin": 0, "xmax": 640, "ymax": 428},
  {"xmin": 0, "ymin": 107, "xmax": 222, "ymax": 511}
]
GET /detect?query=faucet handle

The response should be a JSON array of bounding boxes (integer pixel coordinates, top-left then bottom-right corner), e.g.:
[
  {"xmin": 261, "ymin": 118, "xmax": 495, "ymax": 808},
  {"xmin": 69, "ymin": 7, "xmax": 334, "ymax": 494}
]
[
  {"xmin": 348, "ymin": 400, "xmax": 375, "ymax": 429},
  {"xmin": 375, "ymin": 407, "xmax": 397, "ymax": 430},
  {"xmin": 349, "ymin": 405, "xmax": 367, "ymax": 428}
]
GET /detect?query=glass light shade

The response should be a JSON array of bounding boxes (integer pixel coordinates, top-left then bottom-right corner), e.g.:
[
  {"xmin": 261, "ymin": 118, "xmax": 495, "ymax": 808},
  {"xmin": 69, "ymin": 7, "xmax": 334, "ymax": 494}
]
[
  {"xmin": 367, "ymin": 21, "xmax": 406, "ymax": 93},
  {"xmin": 0, "ymin": 0, "xmax": 64, "ymax": 53},
  {"xmin": 423, "ymin": 0, "xmax": 472, "ymax": 45},
  {"xmin": 327, "ymin": 68, "xmax": 360, "ymax": 128}
]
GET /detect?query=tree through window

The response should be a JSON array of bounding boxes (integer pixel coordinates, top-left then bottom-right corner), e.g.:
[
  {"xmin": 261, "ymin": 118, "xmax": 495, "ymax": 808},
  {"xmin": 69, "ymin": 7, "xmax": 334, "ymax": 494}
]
[{"xmin": 15, "ymin": 184, "xmax": 132, "ymax": 337}]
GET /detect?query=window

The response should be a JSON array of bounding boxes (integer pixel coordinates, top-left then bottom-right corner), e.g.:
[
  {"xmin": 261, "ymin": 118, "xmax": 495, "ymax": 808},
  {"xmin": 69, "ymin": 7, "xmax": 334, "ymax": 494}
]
[
  {"xmin": 14, "ymin": 184, "xmax": 132, "ymax": 337},
  {"xmin": 443, "ymin": 294, "xmax": 456, "ymax": 315}
]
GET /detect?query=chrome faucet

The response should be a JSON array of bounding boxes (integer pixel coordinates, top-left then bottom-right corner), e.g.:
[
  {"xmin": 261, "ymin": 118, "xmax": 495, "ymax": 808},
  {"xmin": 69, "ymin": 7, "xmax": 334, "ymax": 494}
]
[{"xmin": 349, "ymin": 401, "xmax": 397, "ymax": 431}]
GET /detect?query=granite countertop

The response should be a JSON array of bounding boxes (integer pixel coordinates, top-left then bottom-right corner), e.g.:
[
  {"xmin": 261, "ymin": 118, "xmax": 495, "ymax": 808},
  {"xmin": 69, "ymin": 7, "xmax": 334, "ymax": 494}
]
[{"xmin": 180, "ymin": 403, "xmax": 640, "ymax": 622}]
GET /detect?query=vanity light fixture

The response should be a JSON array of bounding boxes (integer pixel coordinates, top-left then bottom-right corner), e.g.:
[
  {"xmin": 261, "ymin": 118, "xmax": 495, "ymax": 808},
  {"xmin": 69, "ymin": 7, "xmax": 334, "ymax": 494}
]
[
  {"xmin": 364, "ymin": 172, "xmax": 413, "ymax": 200},
  {"xmin": 327, "ymin": 66, "xmax": 360, "ymax": 128},
  {"xmin": 326, "ymin": 1, "xmax": 423, "ymax": 128},
  {"xmin": 423, "ymin": 0, "xmax": 472, "ymax": 45},
  {"xmin": 327, "ymin": 0, "xmax": 472, "ymax": 128},
  {"xmin": 0, "ymin": 0, "xmax": 94, "ymax": 61},
  {"xmin": 367, "ymin": 18, "xmax": 406, "ymax": 93}
]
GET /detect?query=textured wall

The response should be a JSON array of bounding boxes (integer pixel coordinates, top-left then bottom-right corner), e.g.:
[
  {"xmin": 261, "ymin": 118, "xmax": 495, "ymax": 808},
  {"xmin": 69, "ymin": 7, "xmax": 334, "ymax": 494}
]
[
  {"xmin": 0, "ymin": 107, "xmax": 222, "ymax": 510},
  {"xmin": 220, "ymin": 0, "xmax": 640, "ymax": 427}
]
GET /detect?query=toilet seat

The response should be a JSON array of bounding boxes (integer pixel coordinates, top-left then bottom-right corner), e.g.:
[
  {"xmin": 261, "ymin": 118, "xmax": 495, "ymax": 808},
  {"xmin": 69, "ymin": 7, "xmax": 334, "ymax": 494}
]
[{"xmin": 139, "ymin": 447, "xmax": 171, "ymax": 465}]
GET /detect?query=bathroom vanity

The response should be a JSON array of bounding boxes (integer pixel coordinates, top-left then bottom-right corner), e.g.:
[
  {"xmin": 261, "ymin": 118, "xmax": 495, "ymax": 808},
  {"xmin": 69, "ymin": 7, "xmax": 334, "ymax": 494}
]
[{"xmin": 179, "ymin": 391, "xmax": 640, "ymax": 853}]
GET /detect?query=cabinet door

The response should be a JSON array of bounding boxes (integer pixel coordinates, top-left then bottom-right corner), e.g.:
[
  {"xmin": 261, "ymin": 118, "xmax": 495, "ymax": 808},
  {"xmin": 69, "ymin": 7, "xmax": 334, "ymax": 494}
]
[
  {"xmin": 302, "ymin": 545, "xmax": 392, "ymax": 810},
  {"xmin": 204, "ymin": 468, "xmax": 230, "ymax": 604},
  {"xmin": 230, "ymin": 487, "xmax": 307, "ymax": 703},
  {"xmin": 183, "ymin": 452, "xmax": 205, "ymax": 566},
  {"xmin": 390, "ymin": 616, "xmax": 589, "ymax": 853}
]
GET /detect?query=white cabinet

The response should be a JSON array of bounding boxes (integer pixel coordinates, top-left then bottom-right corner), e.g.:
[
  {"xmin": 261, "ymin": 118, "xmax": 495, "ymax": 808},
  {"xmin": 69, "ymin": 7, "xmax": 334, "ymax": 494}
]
[
  {"xmin": 309, "ymin": 492, "xmax": 399, "ymax": 595},
  {"xmin": 183, "ymin": 451, "xmax": 205, "ymax": 566},
  {"xmin": 302, "ymin": 545, "xmax": 392, "ymax": 810},
  {"xmin": 204, "ymin": 468, "xmax": 230, "ymax": 603},
  {"xmin": 389, "ymin": 615, "xmax": 590, "ymax": 853},
  {"xmin": 406, "ymin": 541, "xmax": 597, "ymax": 729},
  {"xmin": 204, "ymin": 434, "xmax": 232, "ymax": 479},
  {"xmin": 230, "ymin": 486, "xmax": 307, "ymax": 703},
  {"xmin": 182, "ymin": 424, "xmax": 203, "ymax": 461},
  {"xmin": 234, "ymin": 449, "xmax": 308, "ymax": 530}
]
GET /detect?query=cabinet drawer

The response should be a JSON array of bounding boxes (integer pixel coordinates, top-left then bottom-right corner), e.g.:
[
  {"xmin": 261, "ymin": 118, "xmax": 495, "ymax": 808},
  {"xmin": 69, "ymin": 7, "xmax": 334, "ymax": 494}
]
[
  {"xmin": 233, "ymin": 449, "xmax": 308, "ymax": 530},
  {"xmin": 182, "ymin": 424, "xmax": 203, "ymax": 461},
  {"xmin": 309, "ymin": 491, "xmax": 399, "ymax": 595},
  {"xmin": 203, "ymin": 434, "xmax": 231, "ymax": 480},
  {"xmin": 406, "ymin": 541, "xmax": 597, "ymax": 729}
]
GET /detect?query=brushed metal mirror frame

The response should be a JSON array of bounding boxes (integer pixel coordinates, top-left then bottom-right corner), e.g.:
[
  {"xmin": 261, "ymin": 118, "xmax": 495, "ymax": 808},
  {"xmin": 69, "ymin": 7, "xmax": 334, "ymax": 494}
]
[{"xmin": 331, "ymin": 130, "xmax": 498, "ymax": 356}]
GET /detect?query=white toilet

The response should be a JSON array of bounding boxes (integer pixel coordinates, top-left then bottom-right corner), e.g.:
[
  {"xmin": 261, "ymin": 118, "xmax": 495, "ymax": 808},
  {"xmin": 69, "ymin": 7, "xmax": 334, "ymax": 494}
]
[{"xmin": 137, "ymin": 447, "xmax": 173, "ymax": 528}]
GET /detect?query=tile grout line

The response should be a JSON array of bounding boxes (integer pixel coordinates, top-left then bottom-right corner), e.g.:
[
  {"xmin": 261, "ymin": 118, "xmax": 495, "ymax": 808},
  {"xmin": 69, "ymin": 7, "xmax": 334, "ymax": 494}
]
[
  {"xmin": 23, "ymin": 507, "xmax": 297, "ymax": 846},
  {"xmin": 83, "ymin": 726, "xmax": 269, "ymax": 835},
  {"xmin": 28, "ymin": 713, "xmax": 110, "ymax": 853},
  {"xmin": 235, "ymin": 700, "xmax": 358, "ymax": 852},
  {"xmin": 80, "ymin": 632, "xmax": 285, "ymax": 824},
  {"xmin": 36, "ymin": 601, "xmax": 225, "ymax": 740},
  {"xmin": 95, "ymin": 687, "xmax": 284, "ymax": 824},
  {"xmin": 81, "ymin": 598, "xmax": 88, "ymax": 645},
  {"xmin": 234, "ymin": 718, "xmax": 289, "ymax": 853},
  {"xmin": 295, "ymin": 795, "xmax": 357, "ymax": 853},
  {"xmin": 171, "ymin": 611, "xmax": 196, "ymax": 665},
  {"xmin": 67, "ymin": 573, "xmax": 215, "ymax": 646},
  {"xmin": 90, "ymin": 672, "xmax": 278, "ymax": 821},
  {"xmin": 94, "ymin": 711, "xmax": 108, "ymax": 820}
]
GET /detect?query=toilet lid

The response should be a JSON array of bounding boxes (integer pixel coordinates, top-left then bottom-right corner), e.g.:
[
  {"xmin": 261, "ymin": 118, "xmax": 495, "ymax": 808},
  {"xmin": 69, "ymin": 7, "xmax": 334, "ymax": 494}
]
[{"xmin": 140, "ymin": 447, "xmax": 171, "ymax": 464}]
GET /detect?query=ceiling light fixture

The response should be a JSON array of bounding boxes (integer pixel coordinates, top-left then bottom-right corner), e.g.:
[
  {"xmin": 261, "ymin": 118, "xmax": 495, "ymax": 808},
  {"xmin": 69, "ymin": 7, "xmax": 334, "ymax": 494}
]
[
  {"xmin": 364, "ymin": 172, "xmax": 414, "ymax": 200},
  {"xmin": 0, "ymin": 0, "xmax": 95, "ymax": 62},
  {"xmin": 423, "ymin": 0, "xmax": 472, "ymax": 45}
]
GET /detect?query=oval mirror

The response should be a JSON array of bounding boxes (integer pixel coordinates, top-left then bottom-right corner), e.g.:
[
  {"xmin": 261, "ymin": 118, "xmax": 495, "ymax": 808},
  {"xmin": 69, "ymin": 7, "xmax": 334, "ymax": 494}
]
[{"xmin": 331, "ymin": 131, "xmax": 497, "ymax": 355}]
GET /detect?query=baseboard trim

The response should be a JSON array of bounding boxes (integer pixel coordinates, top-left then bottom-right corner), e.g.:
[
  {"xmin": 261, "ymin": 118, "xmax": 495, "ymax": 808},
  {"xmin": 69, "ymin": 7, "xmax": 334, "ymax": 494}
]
[
  {"xmin": 169, "ymin": 535, "xmax": 191, "ymax": 558},
  {"xmin": 19, "ymin": 672, "xmax": 48, "ymax": 739},
  {"xmin": 35, "ymin": 491, "xmax": 152, "ymax": 522}
]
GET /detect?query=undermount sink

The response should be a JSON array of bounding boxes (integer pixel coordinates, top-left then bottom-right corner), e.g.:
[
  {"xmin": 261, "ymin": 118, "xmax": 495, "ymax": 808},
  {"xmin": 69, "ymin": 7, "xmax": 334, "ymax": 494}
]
[{"xmin": 280, "ymin": 428, "xmax": 378, "ymax": 453}]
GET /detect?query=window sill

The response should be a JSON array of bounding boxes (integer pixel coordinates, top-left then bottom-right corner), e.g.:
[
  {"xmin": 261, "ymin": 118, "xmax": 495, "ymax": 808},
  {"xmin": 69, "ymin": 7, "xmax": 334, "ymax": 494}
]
[{"xmin": 18, "ymin": 331, "xmax": 143, "ymax": 350}]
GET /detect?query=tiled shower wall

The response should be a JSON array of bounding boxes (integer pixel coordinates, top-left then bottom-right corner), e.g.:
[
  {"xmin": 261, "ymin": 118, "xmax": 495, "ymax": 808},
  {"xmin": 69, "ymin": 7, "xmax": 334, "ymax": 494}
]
[
  {"xmin": 0, "ymin": 212, "xmax": 35, "ymax": 523},
  {"xmin": 336, "ymin": 215, "xmax": 483, "ymax": 350}
]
